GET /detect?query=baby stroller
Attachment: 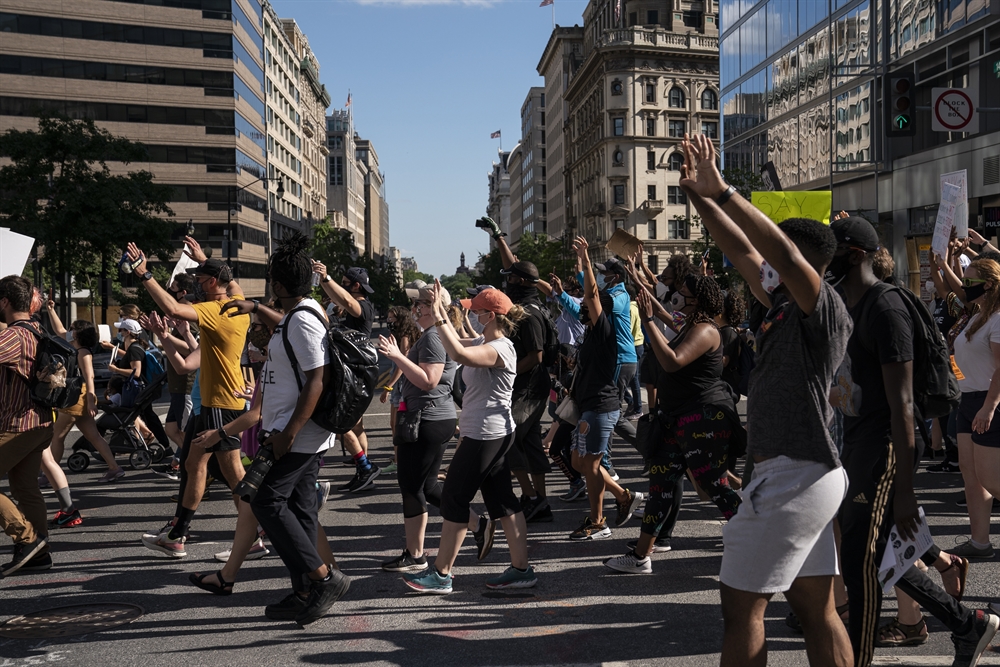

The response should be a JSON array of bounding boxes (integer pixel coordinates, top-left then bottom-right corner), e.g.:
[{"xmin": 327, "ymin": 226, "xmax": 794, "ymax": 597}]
[{"xmin": 67, "ymin": 372, "xmax": 170, "ymax": 472}]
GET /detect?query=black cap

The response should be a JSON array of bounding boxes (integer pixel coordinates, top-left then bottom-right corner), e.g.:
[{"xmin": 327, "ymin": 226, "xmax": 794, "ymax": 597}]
[
  {"xmin": 344, "ymin": 266, "xmax": 374, "ymax": 293},
  {"xmin": 186, "ymin": 258, "xmax": 232, "ymax": 282},
  {"xmin": 466, "ymin": 284, "xmax": 495, "ymax": 297},
  {"xmin": 831, "ymin": 216, "xmax": 880, "ymax": 252},
  {"xmin": 595, "ymin": 258, "xmax": 627, "ymax": 279},
  {"xmin": 500, "ymin": 261, "xmax": 540, "ymax": 283}
]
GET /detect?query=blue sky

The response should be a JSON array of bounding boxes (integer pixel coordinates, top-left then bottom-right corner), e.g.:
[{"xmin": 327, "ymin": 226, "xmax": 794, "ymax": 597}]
[{"xmin": 273, "ymin": 0, "xmax": 589, "ymax": 278}]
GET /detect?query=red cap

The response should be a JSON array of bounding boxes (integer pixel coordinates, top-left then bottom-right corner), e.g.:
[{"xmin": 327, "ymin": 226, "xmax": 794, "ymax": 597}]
[{"xmin": 460, "ymin": 289, "xmax": 513, "ymax": 315}]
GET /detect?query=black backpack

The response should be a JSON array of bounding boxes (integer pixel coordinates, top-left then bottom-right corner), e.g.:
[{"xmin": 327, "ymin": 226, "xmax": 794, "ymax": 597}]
[
  {"xmin": 855, "ymin": 283, "xmax": 960, "ymax": 421},
  {"xmin": 12, "ymin": 321, "xmax": 83, "ymax": 410},
  {"xmin": 526, "ymin": 302, "xmax": 560, "ymax": 368},
  {"xmin": 281, "ymin": 306, "xmax": 379, "ymax": 434}
]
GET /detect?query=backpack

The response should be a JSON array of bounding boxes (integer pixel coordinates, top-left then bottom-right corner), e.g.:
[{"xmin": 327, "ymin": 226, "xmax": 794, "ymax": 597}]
[
  {"xmin": 855, "ymin": 282, "xmax": 960, "ymax": 422},
  {"xmin": 526, "ymin": 302, "xmax": 560, "ymax": 368},
  {"xmin": 281, "ymin": 306, "xmax": 379, "ymax": 434},
  {"xmin": 142, "ymin": 349, "xmax": 165, "ymax": 384},
  {"xmin": 11, "ymin": 322, "xmax": 83, "ymax": 410},
  {"xmin": 120, "ymin": 372, "xmax": 142, "ymax": 408},
  {"xmin": 734, "ymin": 329, "xmax": 757, "ymax": 397}
]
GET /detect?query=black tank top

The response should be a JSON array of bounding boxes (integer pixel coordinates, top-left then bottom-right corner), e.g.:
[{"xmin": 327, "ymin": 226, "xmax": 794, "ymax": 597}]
[{"xmin": 656, "ymin": 323, "xmax": 730, "ymax": 414}]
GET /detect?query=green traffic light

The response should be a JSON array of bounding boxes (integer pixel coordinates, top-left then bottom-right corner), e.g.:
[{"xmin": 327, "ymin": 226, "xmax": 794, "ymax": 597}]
[{"xmin": 894, "ymin": 114, "xmax": 910, "ymax": 130}]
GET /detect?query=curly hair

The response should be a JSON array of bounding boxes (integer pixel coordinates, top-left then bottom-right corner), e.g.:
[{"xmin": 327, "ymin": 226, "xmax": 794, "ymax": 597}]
[
  {"xmin": 683, "ymin": 274, "xmax": 724, "ymax": 327},
  {"xmin": 722, "ymin": 289, "xmax": 746, "ymax": 327},
  {"xmin": 494, "ymin": 304, "xmax": 528, "ymax": 337},
  {"xmin": 266, "ymin": 232, "xmax": 313, "ymax": 296},
  {"xmin": 778, "ymin": 218, "xmax": 837, "ymax": 271},
  {"xmin": 447, "ymin": 305, "xmax": 465, "ymax": 330},
  {"xmin": 0, "ymin": 276, "xmax": 33, "ymax": 312},
  {"xmin": 388, "ymin": 305, "xmax": 421, "ymax": 345},
  {"xmin": 70, "ymin": 320, "xmax": 99, "ymax": 349},
  {"xmin": 872, "ymin": 247, "xmax": 895, "ymax": 282},
  {"xmin": 964, "ymin": 259, "xmax": 1000, "ymax": 341},
  {"xmin": 667, "ymin": 253, "xmax": 694, "ymax": 284}
]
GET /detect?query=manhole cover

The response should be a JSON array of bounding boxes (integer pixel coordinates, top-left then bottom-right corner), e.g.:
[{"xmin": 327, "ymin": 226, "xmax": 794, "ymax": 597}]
[{"xmin": 0, "ymin": 603, "xmax": 144, "ymax": 639}]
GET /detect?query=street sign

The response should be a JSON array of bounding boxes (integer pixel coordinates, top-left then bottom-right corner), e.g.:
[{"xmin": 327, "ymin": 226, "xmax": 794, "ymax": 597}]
[{"xmin": 932, "ymin": 88, "xmax": 978, "ymax": 133}]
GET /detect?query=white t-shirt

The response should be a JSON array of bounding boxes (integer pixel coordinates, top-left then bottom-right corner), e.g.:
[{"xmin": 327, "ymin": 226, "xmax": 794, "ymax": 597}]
[
  {"xmin": 459, "ymin": 336, "xmax": 517, "ymax": 440},
  {"xmin": 260, "ymin": 299, "xmax": 335, "ymax": 454},
  {"xmin": 953, "ymin": 311, "xmax": 1000, "ymax": 392}
]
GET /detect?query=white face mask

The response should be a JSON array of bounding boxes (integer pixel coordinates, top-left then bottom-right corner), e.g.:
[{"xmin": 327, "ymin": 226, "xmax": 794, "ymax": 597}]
[
  {"xmin": 924, "ymin": 280, "xmax": 935, "ymax": 296},
  {"xmin": 476, "ymin": 312, "xmax": 494, "ymax": 329},
  {"xmin": 65, "ymin": 331, "xmax": 75, "ymax": 343},
  {"xmin": 670, "ymin": 291, "xmax": 686, "ymax": 311},
  {"xmin": 655, "ymin": 282, "xmax": 669, "ymax": 300},
  {"xmin": 760, "ymin": 259, "xmax": 782, "ymax": 294}
]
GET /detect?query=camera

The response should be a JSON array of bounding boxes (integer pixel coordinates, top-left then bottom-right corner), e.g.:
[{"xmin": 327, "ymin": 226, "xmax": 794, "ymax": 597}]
[
  {"xmin": 118, "ymin": 251, "xmax": 143, "ymax": 275},
  {"xmin": 233, "ymin": 430, "xmax": 278, "ymax": 502}
]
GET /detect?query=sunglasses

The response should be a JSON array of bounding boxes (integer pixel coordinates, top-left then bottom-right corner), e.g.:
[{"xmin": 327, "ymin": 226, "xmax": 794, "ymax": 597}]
[{"xmin": 963, "ymin": 278, "xmax": 987, "ymax": 286}]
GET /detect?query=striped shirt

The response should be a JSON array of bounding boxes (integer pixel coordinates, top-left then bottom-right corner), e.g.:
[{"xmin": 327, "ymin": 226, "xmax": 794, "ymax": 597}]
[{"xmin": 0, "ymin": 321, "xmax": 53, "ymax": 433}]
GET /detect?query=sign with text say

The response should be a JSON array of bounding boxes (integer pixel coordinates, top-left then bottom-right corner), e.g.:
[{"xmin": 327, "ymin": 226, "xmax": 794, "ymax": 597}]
[{"xmin": 751, "ymin": 191, "xmax": 832, "ymax": 225}]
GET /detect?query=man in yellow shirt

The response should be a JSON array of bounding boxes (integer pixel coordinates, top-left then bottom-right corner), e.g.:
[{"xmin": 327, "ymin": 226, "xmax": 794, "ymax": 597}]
[
  {"xmin": 626, "ymin": 288, "xmax": 645, "ymax": 420},
  {"xmin": 125, "ymin": 239, "xmax": 250, "ymax": 558}
]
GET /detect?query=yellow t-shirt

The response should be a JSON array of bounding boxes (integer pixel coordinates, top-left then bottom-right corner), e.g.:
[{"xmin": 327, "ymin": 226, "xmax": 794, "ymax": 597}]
[{"xmin": 193, "ymin": 297, "xmax": 251, "ymax": 410}]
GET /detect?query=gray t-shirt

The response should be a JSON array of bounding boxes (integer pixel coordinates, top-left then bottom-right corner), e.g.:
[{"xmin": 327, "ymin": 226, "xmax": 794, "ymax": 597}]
[
  {"xmin": 459, "ymin": 337, "xmax": 517, "ymax": 440},
  {"xmin": 399, "ymin": 327, "xmax": 457, "ymax": 422},
  {"xmin": 746, "ymin": 281, "xmax": 852, "ymax": 469}
]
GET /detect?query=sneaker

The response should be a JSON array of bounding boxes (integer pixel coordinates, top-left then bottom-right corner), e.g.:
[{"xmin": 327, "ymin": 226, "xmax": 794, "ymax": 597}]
[
  {"xmin": 486, "ymin": 565, "xmax": 537, "ymax": 590},
  {"xmin": 927, "ymin": 461, "xmax": 961, "ymax": 473},
  {"xmin": 99, "ymin": 468, "xmax": 126, "ymax": 483},
  {"xmin": 153, "ymin": 463, "xmax": 181, "ymax": 481},
  {"xmin": 215, "ymin": 537, "xmax": 269, "ymax": 562},
  {"xmin": 569, "ymin": 516, "xmax": 611, "ymax": 541},
  {"xmin": 1, "ymin": 537, "xmax": 48, "ymax": 577},
  {"xmin": 381, "ymin": 462, "xmax": 398, "ymax": 474},
  {"xmin": 605, "ymin": 462, "xmax": 620, "ymax": 482},
  {"xmin": 614, "ymin": 489, "xmax": 644, "ymax": 527},
  {"xmin": 141, "ymin": 532, "xmax": 187, "ymax": 558},
  {"xmin": 265, "ymin": 593, "xmax": 307, "ymax": 620},
  {"xmin": 473, "ymin": 515, "xmax": 496, "ymax": 561},
  {"xmin": 49, "ymin": 508, "xmax": 83, "ymax": 528},
  {"xmin": 403, "ymin": 567, "xmax": 453, "ymax": 594},
  {"xmin": 317, "ymin": 481, "xmax": 331, "ymax": 509},
  {"xmin": 338, "ymin": 465, "xmax": 381, "ymax": 493},
  {"xmin": 604, "ymin": 550, "xmax": 652, "ymax": 574},
  {"xmin": 559, "ymin": 480, "xmax": 587, "ymax": 502},
  {"xmin": 951, "ymin": 609, "xmax": 999, "ymax": 667},
  {"xmin": 627, "ymin": 537, "xmax": 672, "ymax": 553},
  {"xmin": 523, "ymin": 497, "xmax": 553, "ymax": 523},
  {"xmin": 956, "ymin": 493, "xmax": 968, "ymax": 508},
  {"xmin": 142, "ymin": 521, "xmax": 176, "ymax": 540},
  {"xmin": 951, "ymin": 539, "xmax": 995, "ymax": 560},
  {"xmin": 295, "ymin": 568, "xmax": 351, "ymax": 626},
  {"xmin": 13, "ymin": 552, "xmax": 53, "ymax": 573},
  {"xmin": 381, "ymin": 549, "xmax": 428, "ymax": 573},
  {"xmin": 640, "ymin": 462, "xmax": 651, "ymax": 477}
]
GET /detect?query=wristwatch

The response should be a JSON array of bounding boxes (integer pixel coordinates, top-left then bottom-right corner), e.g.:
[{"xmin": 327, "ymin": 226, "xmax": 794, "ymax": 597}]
[
  {"xmin": 251, "ymin": 299, "xmax": 259, "ymax": 313},
  {"xmin": 644, "ymin": 317, "xmax": 654, "ymax": 323},
  {"xmin": 433, "ymin": 319, "xmax": 447, "ymax": 328},
  {"xmin": 140, "ymin": 271, "xmax": 153, "ymax": 282},
  {"xmin": 716, "ymin": 184, "xmax": 737, "ymax": 207},
  {"xmin": 323, "ymin": 275, "xmax": 334, "ymax": 283}
]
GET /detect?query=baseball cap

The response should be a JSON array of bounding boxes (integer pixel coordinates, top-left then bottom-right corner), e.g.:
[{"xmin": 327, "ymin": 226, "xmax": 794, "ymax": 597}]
[
  {"xmin": 500, "ymin": 261, "xmax": 540, "ymax": 283},
  {"xmin": 185, "ymin": 258, "xmax": 233, "ymax": 282},
  {"xmin": 114, "ymin": 318, "xmax": 142, "ymax": 334},
  {"xmin": 344, "ymin": 266, "xmax": 374, "ymax": 293},
  {"xmin": 831, "ymin": 217, "xmax": 880, "ymax": 252},
  {"xmin": 595, "ymin": 258, "xmax": 627, "ymax": 279},
  {"xmin": 466, "ymin": 284, "xmax": 495, "ymax": 297},
  {"xmin": 460, "ymin": 289, "xmax": 513, "ymax": 315},
  {"xmin": 405, "ymin": 280, "xmax": 452, "ymax": 308}
]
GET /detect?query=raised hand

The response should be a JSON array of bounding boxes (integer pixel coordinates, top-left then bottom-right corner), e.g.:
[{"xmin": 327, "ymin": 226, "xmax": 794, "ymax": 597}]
[
  {"xmin": 969, "ymin": 228, "xmax": 987, "ymax": 245},
  {"xmin": 549, "ymin": 273, "xmax": 563, "ymax": 295},
  {"xmin": 183, "ymin": 236, "xmax": 208, "ymax": 264},
  {"xmin": 636, "ymin": 289, "xmax": 654, "ymax": 319},
  {"xmin": 312, "ymin": 260, "xmax": 328, "ymax": 281},
  {"xmin": 571, "ymin": 236, "xmax": 590, "ymax": 260},
  {"xmin": 679, "ymin": 133, "xmax": 727, "ymax": 200},
  {"xmin": 125, "ymin": 242, "xmax": 148, "ymax": 276},
  {"xmin": 376, "ymin": 334, "xmax": 401, "ymax": 360}
]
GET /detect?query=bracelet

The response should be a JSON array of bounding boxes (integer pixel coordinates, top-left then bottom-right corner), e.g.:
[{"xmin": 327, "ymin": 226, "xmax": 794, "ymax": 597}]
[
  {"xmin": 644, "ymin": 317, "xmax": 654, "ymax": 323},
  {"xmin": 716, "ymin": 184, "xmax": 737, "ymax": 207},
  {"xmin": 217, "ymin": 428, "xmax": 228, "ymax": 441},
  {"xmin": 382, "ymin": 385, "xmax": 394, "ymax": 392},
  {"xmin": 433, "ymin": 319, "xmax": 447, "ymax": 328},
  {"xmin": 251, "ymin": 299, "xmax": 259, "ymax": 313}
]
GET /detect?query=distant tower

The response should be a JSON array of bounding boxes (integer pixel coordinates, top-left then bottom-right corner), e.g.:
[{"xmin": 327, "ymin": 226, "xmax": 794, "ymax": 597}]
[{"xmin": 456, "ymin": 252, "xmax": 471, "ymax": 275}]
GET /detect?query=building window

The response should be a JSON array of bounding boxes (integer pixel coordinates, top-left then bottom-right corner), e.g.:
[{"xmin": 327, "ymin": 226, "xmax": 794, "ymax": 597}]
[
  {"xmin": 647, "ymin": 221, "xmax": 657, "ymax": 239},
  {"xmin": 701, "ymin": 89, "xmax": 718, "ymax": 110},
  {"xmin": 611, "ymin": 79, "xmax": 623, "ymax": 96},
  {"xmin": 330, "ymin": 155, "xmax": 343, "ymax": 186},
  {"xmin": 615, "ymin": 219, "xmax": 625, "ymax": 229},
  {"xmin": 669, "ymin": 120, "xmax": 686, "ymax": 137},
  {"xmin": 702, "ymin": 121, "xmax": 719, "ymax": 139},
  {"xmin": 667, "ymin": 152, "xmax": 684, "ymax": 170},
  {"xmin": 647, "ymin": 185, "xmax": 657, "ymax": 200},
  {"xmin": 667, "ymin": 186, "xmax": 687, "ymax": 205},
  {"xmin": 613, "ymin": 149, "xmax": 624, "ymax": 164},
  {"xmin": 613, "ymin": 185, "xmax": 625, "ymax": 205},
  {"xmin": 682, "ymin": 10, "xmax": 702, "ymax": 27},
  {"xmin": 613, "ymin": 117, "xmax": 625, "ymax": 136},
  {"xmin": 645, "ymin": 84, "xmax": 656, "ymax": 103},
  {"xmin": 668, "ymin": 87, "xmax": 686, "ymax": 108},
  {"xmin": 647, "ymin": 150, "xmax": 656, "ymax": 171},
  {"xmin": 628, "ymin": 11, "xmax": 637, "ymax": 26},
  {"xmin": 669, "ymin": 217, "xmax": 689, "ymax": 239},
  {"xmin": 648, "ymin": 255, "xmax": 659, "ymax": 272},
  {"xmin": 646, "ymin": 117, "xmax": 656, "ymax": 136},
  {"xmin": 647, "ymin": 10, "xmax": 658, "ymax": 25}
]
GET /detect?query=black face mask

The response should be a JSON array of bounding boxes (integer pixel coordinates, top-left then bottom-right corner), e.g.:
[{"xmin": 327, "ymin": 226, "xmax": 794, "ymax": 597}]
[
  {"xmin": 167, "ymin": 287, "xmax": 186, "ymax": 302},
  {"xmin": 506, "ymin": 283, "xmax": 535, "ymax": 304},
  {"xmin": 248, "ymin": 327, "xmax": 271, "ymax": 350},
  {"xmin": 825, "ymin": 254, "xmax": 853, "ymax": 286},
  {"xmin": 964, "ymin": 282, "xmax": 988, "ymax": 301}
]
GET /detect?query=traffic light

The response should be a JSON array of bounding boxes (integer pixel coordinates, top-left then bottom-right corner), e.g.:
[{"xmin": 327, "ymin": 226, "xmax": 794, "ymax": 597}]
[{"xmin": 886, "ymin": 73, "xmax": 916, "ymax": 137}]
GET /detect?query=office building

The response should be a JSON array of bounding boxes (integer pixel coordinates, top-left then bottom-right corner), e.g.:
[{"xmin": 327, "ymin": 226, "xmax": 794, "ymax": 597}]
[
  {"xmin": 516, "ymin": 87, "xmax": 547, "ymax": 242},
  {"xmin": 356, "ymin": 137, "xmax": 390, "ymax": 258},
  {"xmin": 326, "ymin": 108, "xmax": 366, "ymax": 255},
  {"xmin": 486, "ymin": 150, "xmax": 512, "ymax": 248}
]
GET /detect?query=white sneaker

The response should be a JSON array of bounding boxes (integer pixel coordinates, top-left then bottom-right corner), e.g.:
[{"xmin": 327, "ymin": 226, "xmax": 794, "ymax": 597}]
[
  {"xmin": 214, "ymin": 537, "xmax": 269, "ymax": 562},
  {"xmin": 604, "ymin": 550, "xmax": 652, "ymax": 574},
  {"xmin": 142, "ymin": 522, "xmax": 175, "ymax": 540}
]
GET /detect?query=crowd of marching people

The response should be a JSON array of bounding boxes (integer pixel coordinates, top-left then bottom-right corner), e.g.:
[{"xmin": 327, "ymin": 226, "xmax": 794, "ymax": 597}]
[{"xmin": 1, "ymin": 133, "xmax": 999, "ymax": 665}]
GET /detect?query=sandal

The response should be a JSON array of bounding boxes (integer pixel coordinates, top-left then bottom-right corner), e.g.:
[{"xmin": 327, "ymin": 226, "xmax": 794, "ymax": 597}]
[
  {"xmin": 941, "ymin": 554, "xmax": 969, "ymax": 601},
  {"xmin": 875, "ymin": 617, "xmax": 928, "ymax": 647},
  {"xmin": 189, "ymin": 570, "xmax": 233, "ymax": 596}
]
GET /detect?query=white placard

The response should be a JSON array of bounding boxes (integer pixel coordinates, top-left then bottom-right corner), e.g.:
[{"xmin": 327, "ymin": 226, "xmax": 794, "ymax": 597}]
[
  {"xmin": 931, "ymin": 182, "xmax": 962, "ymax": 259},
  {"xmin": 940, "ymin": 170, "xmax": 969, "ymax": 238},
  {"xmin": 0, "ymin": 228, "xmax": 36, "ymax": 278},
  {"xmin": 877, "ymin": 507, "xmax": 934, "ymax": 593}
]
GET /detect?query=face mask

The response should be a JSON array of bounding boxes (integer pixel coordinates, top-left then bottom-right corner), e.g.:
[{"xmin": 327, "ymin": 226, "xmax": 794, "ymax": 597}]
[
  {"xmin": 964, "ymin": 282, "xmax": 988, "ymax": 301},
  {"xmin": 672, "ymin": 311, "xmax": 687, "ymax": 329},
  {"xmin": 470, "ymin": 314, "xmax": 486, "ymax": 334},
  {"xmin": 655, "ymin": 282, "xmax": 669, "ymax": 300},
  {"xmin": 760, "ymin": 260, "xmax": 782, "ymax": 294},
  {"xmin": 505, "ymin": 283, "xmax": 535, "ymax": 303},
  {"xmin": 193, "ymin": 282, "xmax": 207, "ymax": 302},
  {"xmin": 596, "ymin": 274, "xmax": 607, "ymax": 290},
  {"xmin": 248, "ymin": 327, "xmax": 271, "ymax": 350},
  {"xmin": 824, "ymin": 253, "xmax": 853, "ymax": 287},
  {"xmin": 924, "ymin": 280, "xmax": 935, "ymax": 295},
  {"xmin": 670, "ymin": 291, "xmax": 686, "ymax": 311},
  {"xmin": 115, "ymin": 333, "xmax": 124, "ymax": 343},
  {"xmin": 65, "ymin": 331, "xmax": 75, "ymax": 343}
]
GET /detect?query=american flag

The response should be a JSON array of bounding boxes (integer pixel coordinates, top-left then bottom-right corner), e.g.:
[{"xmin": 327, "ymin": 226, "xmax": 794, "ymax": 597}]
[
  {"xmin": 539, "ymin": 0, "xmax": 553, "ymax": 6},
  {"xmin": 614, "ymin": 0, "xmax": 621, "ymax": 23},
  {"xmin": 345, "ymin": 93, "xmax": 352, "ymax": 108},
  {"xmin": 490, "ymin": 130, "xmax": 501, "ymax": 139}
]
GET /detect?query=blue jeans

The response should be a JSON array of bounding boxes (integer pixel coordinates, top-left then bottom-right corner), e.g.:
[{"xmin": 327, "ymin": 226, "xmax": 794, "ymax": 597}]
[{"xmin": 572, "ymin": 409, "xmax": 620, "ymax": 457}]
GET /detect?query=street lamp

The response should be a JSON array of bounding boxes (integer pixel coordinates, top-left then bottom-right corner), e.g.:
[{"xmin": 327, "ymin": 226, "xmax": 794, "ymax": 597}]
[{"xmin": 228, "ymin": 175, "xmax": 284, "ymax": 279}]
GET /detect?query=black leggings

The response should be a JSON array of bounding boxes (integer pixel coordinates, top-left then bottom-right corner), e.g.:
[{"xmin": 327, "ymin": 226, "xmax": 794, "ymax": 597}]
[
  {"xmin": 549, "ymin": 420, "xmax": 581, "ymax": 484},
  {"xmin": 142, "ymin": 404, "xmax": 170, "ymax": 449},
  {"xmin": 441, "ymin": 432, "xmax": 521, "ymax": 523},
  {"xmin": 397, "ymin": 418, "xmax": 456, "ymax": 518}
]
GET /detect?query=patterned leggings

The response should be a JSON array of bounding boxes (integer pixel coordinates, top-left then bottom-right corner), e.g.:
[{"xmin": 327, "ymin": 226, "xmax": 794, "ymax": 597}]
[{"xmin": 641, "ymin": 404, "xmax": 742, "ymax": 537}]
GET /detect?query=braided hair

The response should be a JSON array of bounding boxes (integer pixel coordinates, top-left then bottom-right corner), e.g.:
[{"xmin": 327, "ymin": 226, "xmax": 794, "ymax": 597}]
[
  {"xmin": 722, "ymin": 289, "xmax": 745, "ymax": 327},
  {"xmin": 682, "ymin": 274, "xmax": 724, "ymax": 329},
  {"xmin": 267, "ymin": 232, "xmax": 313, "ymax": 296}
]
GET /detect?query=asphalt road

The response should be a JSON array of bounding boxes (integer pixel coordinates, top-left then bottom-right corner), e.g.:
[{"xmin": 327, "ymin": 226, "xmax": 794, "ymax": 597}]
[{"xmin": 2, "ymin": 399, "xmax": 999, "ymax": 666}]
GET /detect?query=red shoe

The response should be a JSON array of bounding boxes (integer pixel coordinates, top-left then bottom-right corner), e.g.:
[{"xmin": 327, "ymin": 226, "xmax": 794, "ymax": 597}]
[{"xmin": 50, "ymin": 508, "xmax": 83, "ymax": 528}]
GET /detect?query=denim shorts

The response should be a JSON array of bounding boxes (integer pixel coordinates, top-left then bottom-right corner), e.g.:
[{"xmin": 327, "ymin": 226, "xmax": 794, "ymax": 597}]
[{"xmin": 571, "ymin": 409, "xmax": 620, "ymax": 457}]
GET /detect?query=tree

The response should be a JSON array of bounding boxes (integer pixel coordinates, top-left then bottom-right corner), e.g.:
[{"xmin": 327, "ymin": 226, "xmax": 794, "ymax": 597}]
[
  {"xmin": 722, "ymin": 166, "xmax": 767, "ymax": 199},
  {"xmin": 403, "ymin": 269, "xmax": 434, "ymax": 284},
  {"xmin": 477, "ymin": 232, "xmax": 575, "ymax": 287},
  {"xmin": 439, "ymin": 272, "xmax": 474, "ymax": 300},
  {"xmin": 0, "ymin": 115, "xmax": 176, "ymax": 320}
]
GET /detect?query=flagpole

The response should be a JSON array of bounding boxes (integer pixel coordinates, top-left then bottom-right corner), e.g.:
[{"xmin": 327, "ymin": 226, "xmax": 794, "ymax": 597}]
[{"xmin": 551, "ymin": 0, "xmax": 554, "ymax": 30}]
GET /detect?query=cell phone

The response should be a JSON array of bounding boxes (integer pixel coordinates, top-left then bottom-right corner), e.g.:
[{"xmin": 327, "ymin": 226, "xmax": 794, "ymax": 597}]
[{"xmin": 702, "ymin": 248, "xmax": 711, "ymax": 260}]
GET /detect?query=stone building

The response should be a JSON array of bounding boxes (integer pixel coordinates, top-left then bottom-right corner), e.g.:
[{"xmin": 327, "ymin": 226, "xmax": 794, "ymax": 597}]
[{"xmin": 326, "ymin": 108, "xmax": 366, "ymax": 255}]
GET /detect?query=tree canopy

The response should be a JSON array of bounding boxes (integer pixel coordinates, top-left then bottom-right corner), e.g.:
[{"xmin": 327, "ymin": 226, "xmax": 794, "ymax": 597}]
[
  {"xmin": 477, "ymin": 232, "xmax": 575, "ymax": 288},
  {"xmin": 310, "ymin": 217, "xmax": 404, "ymax": 314}
]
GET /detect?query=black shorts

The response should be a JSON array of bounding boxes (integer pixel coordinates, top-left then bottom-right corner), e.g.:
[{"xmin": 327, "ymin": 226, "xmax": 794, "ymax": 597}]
[
  {"xmin": 640, "ymin": 349, "xmax": 661, "ymax": 387},
  {"xmin": 956, "ymin": 391, "xmax": 1000, "ymax": 448},
  {"xmin": 192, "ymin": 408, "xmax": 245, "ymax": 452},
  {"xmin": 165, "ymin": 393, "xmax": 192, "ymax": 428}
]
